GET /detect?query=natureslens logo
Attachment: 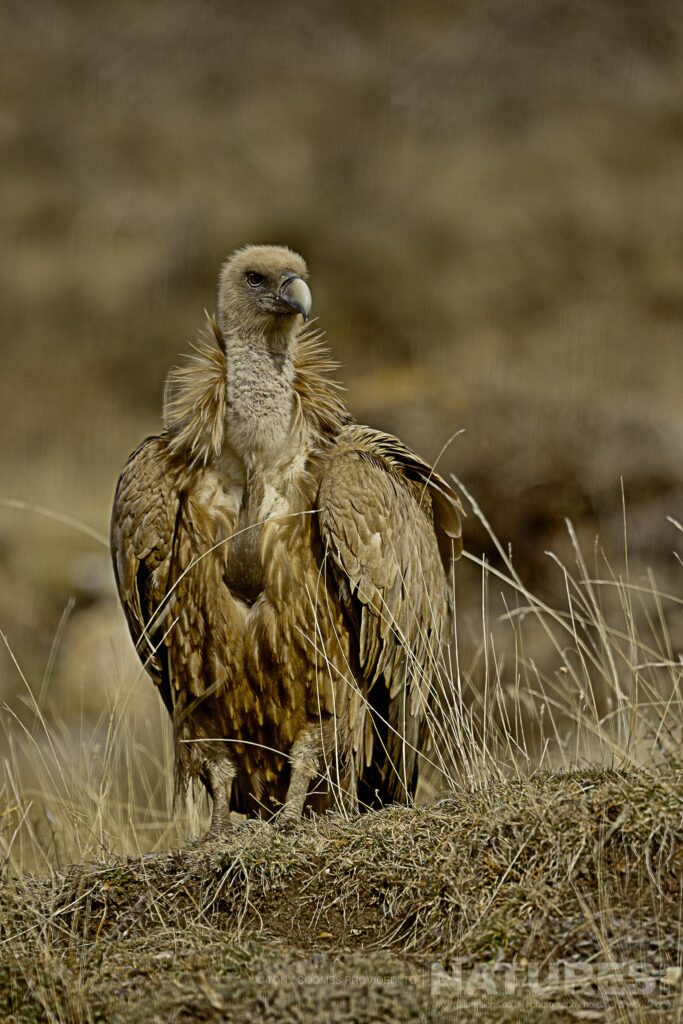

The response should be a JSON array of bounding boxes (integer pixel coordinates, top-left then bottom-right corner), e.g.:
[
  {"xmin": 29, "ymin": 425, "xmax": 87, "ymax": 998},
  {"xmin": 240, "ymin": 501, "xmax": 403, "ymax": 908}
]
[{"xmin": 431, "ymin": 960, "xmax": 682, "ymax": 1006}]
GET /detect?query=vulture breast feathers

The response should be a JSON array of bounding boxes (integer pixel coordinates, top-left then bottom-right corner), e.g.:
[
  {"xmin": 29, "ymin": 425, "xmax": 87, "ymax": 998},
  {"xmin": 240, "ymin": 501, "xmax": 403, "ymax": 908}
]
[{"xmin": 111, "ymin": 244, "xmax": 463, "ymax": 832}]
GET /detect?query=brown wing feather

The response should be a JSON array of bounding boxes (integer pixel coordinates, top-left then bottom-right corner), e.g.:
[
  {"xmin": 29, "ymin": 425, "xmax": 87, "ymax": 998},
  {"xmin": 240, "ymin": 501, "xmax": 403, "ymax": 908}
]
[
  {"xmin": 110, "ymin": 435, "xmax": 179, "ymax": 713},
  {"xmin": 318, "ymin": 424, "xmax": 461, "ymax": 806}
]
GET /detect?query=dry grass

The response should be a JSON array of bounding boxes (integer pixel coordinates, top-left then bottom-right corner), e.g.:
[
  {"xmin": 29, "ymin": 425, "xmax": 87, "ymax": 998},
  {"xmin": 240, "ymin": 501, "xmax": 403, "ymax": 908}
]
[
  {"xmin": 2, "ymin": 3, "xmax": 683, "ymax": 1018},
  {"xmin": 2, "ymin": 767, "xmax": 682, "ymax": 1021},
  {"xmin": 1, "ymin": 499, "xmax": 681, "ymax": 1021}
]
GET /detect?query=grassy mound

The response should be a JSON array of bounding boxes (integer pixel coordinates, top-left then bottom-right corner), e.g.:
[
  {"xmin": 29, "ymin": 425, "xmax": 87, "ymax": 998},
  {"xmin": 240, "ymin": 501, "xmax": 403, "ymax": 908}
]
[{"xmin": 3, "ymin": 763, "xmax": 682, "ymax": 1022}]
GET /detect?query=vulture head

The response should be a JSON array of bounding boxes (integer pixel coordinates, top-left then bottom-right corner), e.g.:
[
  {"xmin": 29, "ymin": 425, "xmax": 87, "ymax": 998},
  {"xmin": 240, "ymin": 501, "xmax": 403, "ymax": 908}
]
[{"xmin": 218, "ymin": 245, "xmax": 312, "ymax": 349}]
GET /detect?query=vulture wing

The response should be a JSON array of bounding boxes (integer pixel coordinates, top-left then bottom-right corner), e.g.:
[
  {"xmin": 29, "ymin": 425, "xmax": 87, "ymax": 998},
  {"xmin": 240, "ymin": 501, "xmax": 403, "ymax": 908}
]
[
  {"xmin": 110, "ymin": 436, "xmax": 179, "ymax": 714},
  {"xmin": 317, "ymin": 424, "xmax": 463, "ymax": 807}
]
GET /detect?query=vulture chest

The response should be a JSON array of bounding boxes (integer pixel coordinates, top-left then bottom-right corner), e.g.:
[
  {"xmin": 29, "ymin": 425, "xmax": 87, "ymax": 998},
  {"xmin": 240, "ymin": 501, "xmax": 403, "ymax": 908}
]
[
  {"xmin": 223, "ymin": 469, "xmax": 312, "ymax": 605},
  {"xmin": 190, "ymin": 457, "xmax": 342, "ymax": 750}
]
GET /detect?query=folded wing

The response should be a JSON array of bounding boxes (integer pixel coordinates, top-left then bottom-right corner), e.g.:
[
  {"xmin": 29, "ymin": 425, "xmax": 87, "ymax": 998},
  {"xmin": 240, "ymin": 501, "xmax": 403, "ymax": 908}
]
[
  {"xmin": 317, "ymin": 425, "xmax": 463, "ymax": 806},
  {"xmin": 110, "ymin": 436, "xmax": 179, "ymax": 713}
]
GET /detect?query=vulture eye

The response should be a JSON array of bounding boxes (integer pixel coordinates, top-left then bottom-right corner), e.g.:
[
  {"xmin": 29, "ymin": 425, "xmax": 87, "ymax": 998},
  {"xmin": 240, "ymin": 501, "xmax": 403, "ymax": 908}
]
[{"xmin": 245, "ymin": 271, "xmax": 264, "ymax": 288}]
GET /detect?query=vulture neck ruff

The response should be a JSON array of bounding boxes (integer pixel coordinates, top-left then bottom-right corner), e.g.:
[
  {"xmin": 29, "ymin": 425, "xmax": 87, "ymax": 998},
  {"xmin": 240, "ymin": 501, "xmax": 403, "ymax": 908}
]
[
  {"xmin": 163, "ymin": 315, "xmax": 349, "ymax": 470},
  {"xmin": 224, "ymin": 327, "xmax": 298, "ymax": 468}
]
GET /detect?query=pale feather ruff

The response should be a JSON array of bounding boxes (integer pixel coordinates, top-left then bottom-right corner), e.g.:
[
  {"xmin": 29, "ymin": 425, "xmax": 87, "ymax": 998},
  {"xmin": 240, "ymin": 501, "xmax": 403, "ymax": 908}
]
[{"xmin": 163, "ymin": 314, "xmax": 349, "ymax": 466}]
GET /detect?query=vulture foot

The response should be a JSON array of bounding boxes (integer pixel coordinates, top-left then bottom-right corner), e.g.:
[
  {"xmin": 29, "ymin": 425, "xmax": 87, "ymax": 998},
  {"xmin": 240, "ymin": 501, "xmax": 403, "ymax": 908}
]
[
  {"xmin": 203, "ymin": 758, "xmax": 237, "ymax": 839},
  {"xmin": 280, "ymin": 726, "xmax": 322, "ymax": 824}
]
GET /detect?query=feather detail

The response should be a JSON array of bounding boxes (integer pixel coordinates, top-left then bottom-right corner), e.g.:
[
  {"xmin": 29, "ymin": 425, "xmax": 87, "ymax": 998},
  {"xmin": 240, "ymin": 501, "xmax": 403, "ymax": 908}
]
[
  {"xmin": 164, "ymin": 314, "xmax": 351, "ymax": 465},
  {"xmin": 334, "ymin": 424, "xmax": 465, "ymax": 566},
  {"xmin": 293, "ymin": 320, "xmax": 352, "ymax": 440},
  {"xmin": 164, "ymin": 313, "xmax": 227, "ymax": 466}
]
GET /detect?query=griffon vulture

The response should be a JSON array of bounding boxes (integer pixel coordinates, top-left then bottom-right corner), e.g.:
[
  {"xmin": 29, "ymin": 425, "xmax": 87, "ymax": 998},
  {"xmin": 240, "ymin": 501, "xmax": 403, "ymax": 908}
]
[{"xmin": 111, "ymin": 245, "xmax": 463, "ymax": 832}]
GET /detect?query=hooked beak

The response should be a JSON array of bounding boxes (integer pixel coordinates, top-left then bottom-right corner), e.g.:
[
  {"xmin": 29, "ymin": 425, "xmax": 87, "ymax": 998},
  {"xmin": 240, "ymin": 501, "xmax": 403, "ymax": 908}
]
[{"xmin": 279, "ymin": 275, "xmax": 312, "ymax": 322}]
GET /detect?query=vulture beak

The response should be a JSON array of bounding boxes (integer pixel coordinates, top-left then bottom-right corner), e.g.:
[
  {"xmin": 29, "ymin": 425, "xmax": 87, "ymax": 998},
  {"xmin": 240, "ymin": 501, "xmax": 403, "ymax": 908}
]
[{"xmin": 279, "ymin": 275, "xmax": 312, "ymax": 322}]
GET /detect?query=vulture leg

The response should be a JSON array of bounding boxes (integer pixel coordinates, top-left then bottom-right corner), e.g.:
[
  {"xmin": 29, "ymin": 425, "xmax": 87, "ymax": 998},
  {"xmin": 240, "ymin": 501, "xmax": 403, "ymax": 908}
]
[
  {"xmin": 204, "ymin": 759, "xmax": 237, "ymax": 838},
  {"xmin": 280, "ymin": 725, "xmax": 321, "ymax": 823}
]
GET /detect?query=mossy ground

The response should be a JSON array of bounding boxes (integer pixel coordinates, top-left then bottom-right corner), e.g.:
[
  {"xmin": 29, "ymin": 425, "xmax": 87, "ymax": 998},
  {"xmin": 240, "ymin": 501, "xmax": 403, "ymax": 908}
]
[{"xmin": 3, "ymin": 764, "xmax": 682, "ymax": 1022}]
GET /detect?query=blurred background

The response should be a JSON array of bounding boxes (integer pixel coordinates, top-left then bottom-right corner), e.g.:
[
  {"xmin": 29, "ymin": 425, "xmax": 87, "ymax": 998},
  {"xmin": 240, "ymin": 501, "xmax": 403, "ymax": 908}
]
[{"xmin": 1, "ymin": 0, "xmax": 681, "ymax": 819}]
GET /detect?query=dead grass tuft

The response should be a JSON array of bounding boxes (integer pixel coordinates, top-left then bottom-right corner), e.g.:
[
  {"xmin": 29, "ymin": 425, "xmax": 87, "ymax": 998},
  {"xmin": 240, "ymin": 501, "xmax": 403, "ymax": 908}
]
[{"xmin": 2, "ymin": 763, "xmax": 683, "ymax": 1020}]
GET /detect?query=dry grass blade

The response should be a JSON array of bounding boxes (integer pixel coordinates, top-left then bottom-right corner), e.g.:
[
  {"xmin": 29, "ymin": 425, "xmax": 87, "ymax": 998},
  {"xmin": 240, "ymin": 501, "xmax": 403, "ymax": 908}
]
[{"xmin": 1, "ymin": 495, "xmax": 681, "ymax": 1021}]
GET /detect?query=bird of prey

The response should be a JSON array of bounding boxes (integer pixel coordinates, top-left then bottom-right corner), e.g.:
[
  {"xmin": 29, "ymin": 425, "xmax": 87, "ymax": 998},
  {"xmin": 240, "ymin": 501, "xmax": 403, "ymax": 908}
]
[{"xmin": 111, "ymin": 244, "xmax": 463, "ymax": 832}]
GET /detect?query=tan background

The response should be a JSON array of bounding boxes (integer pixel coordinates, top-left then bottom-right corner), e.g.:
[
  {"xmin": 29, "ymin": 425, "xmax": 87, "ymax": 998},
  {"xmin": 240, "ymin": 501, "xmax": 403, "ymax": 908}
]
[{"xmin": 1, "ymin": 0, "xmax": 681, "ymax": 737}]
